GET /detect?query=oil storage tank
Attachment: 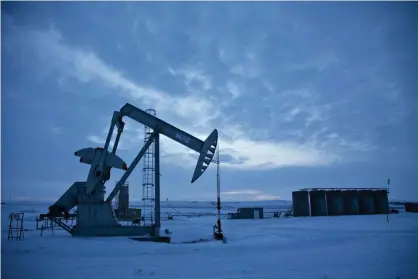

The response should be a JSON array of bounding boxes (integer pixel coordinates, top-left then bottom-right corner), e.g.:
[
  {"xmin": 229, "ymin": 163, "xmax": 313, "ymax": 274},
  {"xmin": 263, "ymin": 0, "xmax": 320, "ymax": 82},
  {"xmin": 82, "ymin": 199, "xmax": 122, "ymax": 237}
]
[
  {"xmin": 359, "ymin": 190, "xmax": 375, "ymax": 214},
  {"xmin": 294, "ymin": 188, "xmax": 389, "ymax": 217},
  {"xmin": 374, "ymin": 190, "xmax": 389, "ymax": 214},
  {"xmin": 344, "ymin": 191, "xmax": 360, "ymax": 215},
  {"xmin": 292, "ymin": 191, "xmax": 310, "ymax": 217},
  {"xmin": 310, "ymin": 190, "xmax": 327, "ymax": 216},
  {"xmin": 326, "ymin": 191, "xmax": 344, "ymax": 215}
]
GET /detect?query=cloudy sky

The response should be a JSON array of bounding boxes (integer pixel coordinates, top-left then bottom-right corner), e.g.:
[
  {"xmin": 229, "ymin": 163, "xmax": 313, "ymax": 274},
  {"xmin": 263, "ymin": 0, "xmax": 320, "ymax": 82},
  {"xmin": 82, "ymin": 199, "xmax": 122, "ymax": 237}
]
[{"xmin": 2, "ymin": 2, "xmax": 417, "ymax": 202}]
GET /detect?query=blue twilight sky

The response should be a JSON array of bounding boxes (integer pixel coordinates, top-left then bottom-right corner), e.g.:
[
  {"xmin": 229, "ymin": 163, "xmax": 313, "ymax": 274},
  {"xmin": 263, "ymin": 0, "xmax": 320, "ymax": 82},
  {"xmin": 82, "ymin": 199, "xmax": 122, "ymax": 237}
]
[{"xmin": 1, "ymin": 2, "xmax": 418, "ymax": 202}]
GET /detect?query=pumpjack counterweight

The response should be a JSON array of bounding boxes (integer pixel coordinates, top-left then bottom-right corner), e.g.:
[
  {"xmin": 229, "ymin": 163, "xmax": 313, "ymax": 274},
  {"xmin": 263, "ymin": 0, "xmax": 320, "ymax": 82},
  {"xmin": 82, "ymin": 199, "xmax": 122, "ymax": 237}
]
[{"xmin": 47, "ymin": 103, "xmax": 218, "ymax": 238}]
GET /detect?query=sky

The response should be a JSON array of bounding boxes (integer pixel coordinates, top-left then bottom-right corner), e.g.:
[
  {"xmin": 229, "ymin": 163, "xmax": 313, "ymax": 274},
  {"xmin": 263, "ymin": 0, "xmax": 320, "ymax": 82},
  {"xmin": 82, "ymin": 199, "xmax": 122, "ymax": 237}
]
[{"xmin": 1, "ymin": 2, "xmax": 418, "ymax": 202}]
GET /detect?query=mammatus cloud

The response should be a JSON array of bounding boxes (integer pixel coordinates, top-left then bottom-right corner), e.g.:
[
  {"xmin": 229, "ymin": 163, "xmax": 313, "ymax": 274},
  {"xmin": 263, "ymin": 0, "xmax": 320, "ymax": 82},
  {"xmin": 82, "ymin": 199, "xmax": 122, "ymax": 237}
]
[{"xmin": 4, "ymin": 16, "xmax": 377, "ymax": 171}]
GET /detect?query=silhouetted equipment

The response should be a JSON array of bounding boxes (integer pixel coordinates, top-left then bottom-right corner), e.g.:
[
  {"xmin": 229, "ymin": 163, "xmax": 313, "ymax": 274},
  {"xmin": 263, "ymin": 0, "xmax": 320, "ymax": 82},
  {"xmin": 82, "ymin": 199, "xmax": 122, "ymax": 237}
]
[
  {"xmin": 213, "ymin": 142, "xmax": 226, "ymax": 242},
  {"xmin": 112, "ymin": 181, "xmax": 142, "ymax": 221},
  {"xmin": 273, "ymin": 212, "xmax": 282, "ymax": 218},
  {"xmin": 292, "ymin": 188, "xmax": 389, "ymax": 217},
  {"xmin": 404, "ymin": 202, "xmax": 418, "ymax": 213},
  {"xmin": 8, "ymin": 212, "xmax": 24, "ymax": 240},
  {"xmin": 45, "ymin": 103, "xmax": 218, "ymax": 238},
  {"xmin": 389, "ymin": 208, "xmax": 399, "ymax": 214},
  {"xmin": 228, "ymin": 207, "xmax": 264, "ymax": 219},
  {"xmin": 310, "ymin": 190, "xmax": 327, "ymax": 216},
  {"xmin": 113, "ymin": 181, "xmax": 130, "ymax": 217},
  {"xmin": 142, "ymin": 109, "xmax": 156, "ymax": 226}
]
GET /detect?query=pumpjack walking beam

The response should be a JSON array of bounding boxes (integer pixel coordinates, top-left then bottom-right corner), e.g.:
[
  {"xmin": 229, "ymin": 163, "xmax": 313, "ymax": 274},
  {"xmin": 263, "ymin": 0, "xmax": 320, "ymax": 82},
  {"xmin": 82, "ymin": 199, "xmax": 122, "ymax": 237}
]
[
  {"xmin": 101, "ymin": 103, "xmax": 218, "ymax": 187},
  {"xmin": 105, "ymin": 103, "xmax": 218, "ymax": 197}
]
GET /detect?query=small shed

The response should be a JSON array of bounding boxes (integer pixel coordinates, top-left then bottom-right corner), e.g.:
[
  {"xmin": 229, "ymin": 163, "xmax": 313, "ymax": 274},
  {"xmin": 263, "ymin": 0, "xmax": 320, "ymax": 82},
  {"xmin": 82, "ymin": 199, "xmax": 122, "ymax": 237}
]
[
  {"xmin": 405, "ymin": 202, "xmax": 418, "ymax": 213},
  {"xmin": 236, "ymin": 207, "xmax": 264, "ymax": 219}
]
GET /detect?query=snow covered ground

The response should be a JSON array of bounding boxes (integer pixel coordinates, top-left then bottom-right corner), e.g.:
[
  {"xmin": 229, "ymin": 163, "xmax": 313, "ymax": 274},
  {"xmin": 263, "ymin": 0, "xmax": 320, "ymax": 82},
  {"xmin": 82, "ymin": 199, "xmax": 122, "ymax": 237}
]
[{"xmin": 2, "ymin": 201, "xmax": 418, "ymax": 279}]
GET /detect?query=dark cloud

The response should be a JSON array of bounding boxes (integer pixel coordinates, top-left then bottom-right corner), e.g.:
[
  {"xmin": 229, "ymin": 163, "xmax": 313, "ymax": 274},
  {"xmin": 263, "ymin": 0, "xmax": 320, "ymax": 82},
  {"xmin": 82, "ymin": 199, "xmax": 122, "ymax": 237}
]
[{"xmin": 2, "ymin": 2, "xmax": 417, "ymax": 200}]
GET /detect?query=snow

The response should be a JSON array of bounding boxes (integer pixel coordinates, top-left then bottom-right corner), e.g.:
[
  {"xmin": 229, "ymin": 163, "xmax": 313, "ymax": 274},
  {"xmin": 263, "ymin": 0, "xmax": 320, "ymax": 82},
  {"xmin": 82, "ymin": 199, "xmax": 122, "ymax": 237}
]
[{"xmin": 2, "ymin": 201, "xmax": 418, "ymax": 279}]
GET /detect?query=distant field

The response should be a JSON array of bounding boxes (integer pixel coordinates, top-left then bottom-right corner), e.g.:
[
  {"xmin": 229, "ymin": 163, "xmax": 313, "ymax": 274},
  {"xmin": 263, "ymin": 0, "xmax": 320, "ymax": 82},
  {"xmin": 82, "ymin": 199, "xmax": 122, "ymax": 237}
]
[{"xmin": 2, "ymin": 201, "xmax": 418, "ymax": 279}]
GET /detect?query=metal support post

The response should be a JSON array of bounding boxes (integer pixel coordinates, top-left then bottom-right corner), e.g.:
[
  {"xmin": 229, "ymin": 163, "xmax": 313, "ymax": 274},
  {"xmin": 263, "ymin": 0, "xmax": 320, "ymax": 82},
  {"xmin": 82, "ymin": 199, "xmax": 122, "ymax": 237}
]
[{"xmin": 154, "ymin": 132, "xmax": 161, "ymax": 235}]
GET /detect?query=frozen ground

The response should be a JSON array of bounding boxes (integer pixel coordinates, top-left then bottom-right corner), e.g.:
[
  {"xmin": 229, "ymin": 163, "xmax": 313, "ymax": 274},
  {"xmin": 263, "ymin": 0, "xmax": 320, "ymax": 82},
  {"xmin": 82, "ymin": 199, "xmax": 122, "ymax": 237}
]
[{"xmin": 2, "ymin": 201, "xmax": 418, "ymax": 279}]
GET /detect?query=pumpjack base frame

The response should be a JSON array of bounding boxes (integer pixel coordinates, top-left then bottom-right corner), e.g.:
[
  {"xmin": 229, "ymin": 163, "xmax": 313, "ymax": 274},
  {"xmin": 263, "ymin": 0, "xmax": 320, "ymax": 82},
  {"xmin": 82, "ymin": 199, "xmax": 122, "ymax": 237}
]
[{"xmin": 131, "ymin": 236, "xmax": 171, "ymax": 243}]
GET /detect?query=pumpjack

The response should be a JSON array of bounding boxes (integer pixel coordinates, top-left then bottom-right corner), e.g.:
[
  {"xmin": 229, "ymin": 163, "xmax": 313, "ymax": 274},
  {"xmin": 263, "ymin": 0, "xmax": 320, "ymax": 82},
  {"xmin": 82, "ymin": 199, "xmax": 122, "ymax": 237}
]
[{"xmin": 47, "ymin": 103, "xmax": 218, "ymax": 238}]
